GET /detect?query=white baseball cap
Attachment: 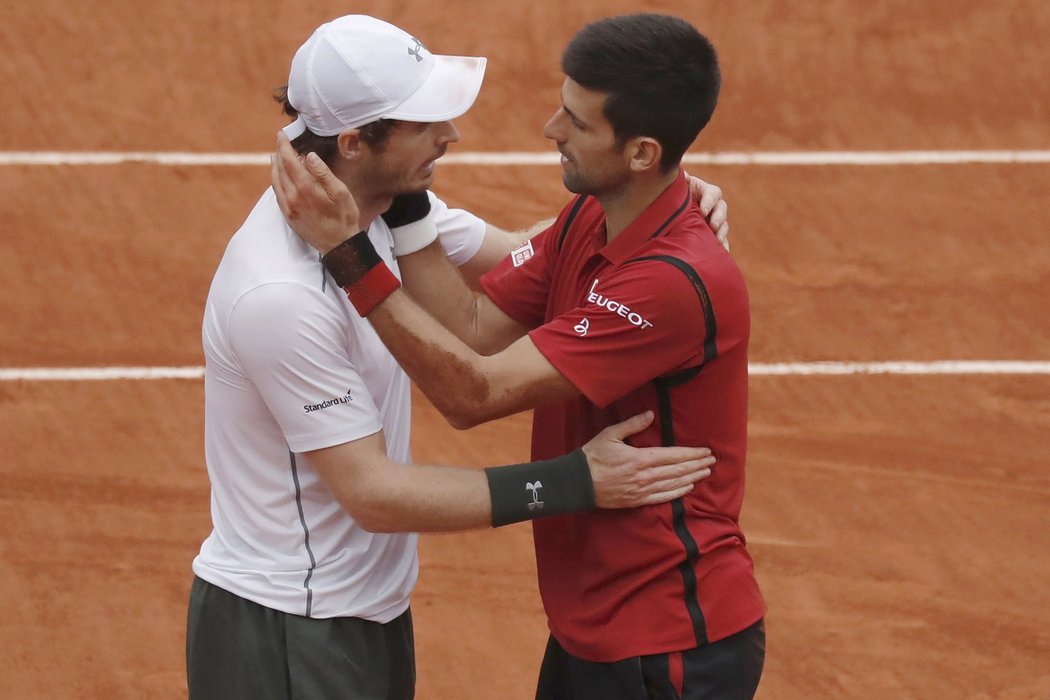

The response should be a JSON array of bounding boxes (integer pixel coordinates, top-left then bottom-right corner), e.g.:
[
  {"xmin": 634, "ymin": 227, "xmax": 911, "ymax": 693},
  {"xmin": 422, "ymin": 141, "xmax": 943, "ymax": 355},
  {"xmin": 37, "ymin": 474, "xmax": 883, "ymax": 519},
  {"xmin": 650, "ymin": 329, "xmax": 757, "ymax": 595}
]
[{"xmin": 282, "ymin": 15, "xmax": 487, "ymax": 139}]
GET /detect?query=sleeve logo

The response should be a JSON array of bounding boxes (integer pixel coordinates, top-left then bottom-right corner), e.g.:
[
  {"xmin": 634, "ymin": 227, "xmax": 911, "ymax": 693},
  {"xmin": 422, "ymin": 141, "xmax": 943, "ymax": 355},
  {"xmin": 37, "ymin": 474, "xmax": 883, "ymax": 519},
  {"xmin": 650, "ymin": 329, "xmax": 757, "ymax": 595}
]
[
  {"xmin": 511, "ymin": 240, "xmax": 535, "ymax": 267},
  {"xmin": 304, "ymin": 388, "xmax": 355, "ymax": 413}
]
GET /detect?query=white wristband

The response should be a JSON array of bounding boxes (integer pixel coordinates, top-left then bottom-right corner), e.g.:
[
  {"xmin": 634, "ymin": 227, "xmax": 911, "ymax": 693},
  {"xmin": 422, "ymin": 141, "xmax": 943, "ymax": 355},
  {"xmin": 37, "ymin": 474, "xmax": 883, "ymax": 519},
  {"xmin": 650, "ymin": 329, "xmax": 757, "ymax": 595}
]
[{"xmin": 391, "ymin": 217, "xmax": 439, "ymax": 257}]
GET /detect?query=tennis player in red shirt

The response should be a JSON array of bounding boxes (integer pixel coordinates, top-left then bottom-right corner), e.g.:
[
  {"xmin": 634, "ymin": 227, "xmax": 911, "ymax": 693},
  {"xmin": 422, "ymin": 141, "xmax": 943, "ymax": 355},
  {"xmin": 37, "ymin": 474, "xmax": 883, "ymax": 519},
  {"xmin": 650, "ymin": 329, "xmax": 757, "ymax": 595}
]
[{"xmin": 273, "ymin": 13, "xmax": 765, "ymax": 699}]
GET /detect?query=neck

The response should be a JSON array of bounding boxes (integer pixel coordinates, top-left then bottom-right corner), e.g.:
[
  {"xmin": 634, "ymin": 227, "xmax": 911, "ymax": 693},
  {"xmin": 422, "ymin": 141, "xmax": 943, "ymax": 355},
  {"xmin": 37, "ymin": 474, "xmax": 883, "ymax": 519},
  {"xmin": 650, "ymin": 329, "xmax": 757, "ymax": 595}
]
[
  {"xmin": 599, "ymin": 168, "xmax": 679, "ymax": 241},
  {"xmin": 337, "ymin": 163, "xmax": 393, "ymax": 233},
  {"xmin": 354, "ymin": 197, "xmax": 389, "ymax": 233}
]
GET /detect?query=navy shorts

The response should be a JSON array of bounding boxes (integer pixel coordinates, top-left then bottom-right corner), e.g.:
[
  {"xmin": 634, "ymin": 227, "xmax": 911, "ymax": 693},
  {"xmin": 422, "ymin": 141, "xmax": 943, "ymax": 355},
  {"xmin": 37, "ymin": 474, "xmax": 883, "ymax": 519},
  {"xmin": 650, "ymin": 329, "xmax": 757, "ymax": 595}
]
[{"xmin": 535, "ymin": 619, "xmax": 765, "ymax": 700}]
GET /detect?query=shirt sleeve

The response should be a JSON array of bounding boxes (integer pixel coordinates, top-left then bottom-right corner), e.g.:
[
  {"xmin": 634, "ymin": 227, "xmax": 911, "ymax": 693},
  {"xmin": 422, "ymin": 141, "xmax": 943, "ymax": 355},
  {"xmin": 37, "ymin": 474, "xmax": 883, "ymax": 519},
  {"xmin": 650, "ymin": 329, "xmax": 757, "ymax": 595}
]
[
  {"xmin": 227, "ymin": 281, "xmax": 384, "ymax": 453},
  {"xmin": 528, "ymin": 258, "xmax": 714, "ymax": 408},
  {"xmin": 429, "ymin": 191, "xmax": 487, "ymax": 266},
  {"xmin": 478, "ymin": 221, "xmax": 559, "ymax": 329}
]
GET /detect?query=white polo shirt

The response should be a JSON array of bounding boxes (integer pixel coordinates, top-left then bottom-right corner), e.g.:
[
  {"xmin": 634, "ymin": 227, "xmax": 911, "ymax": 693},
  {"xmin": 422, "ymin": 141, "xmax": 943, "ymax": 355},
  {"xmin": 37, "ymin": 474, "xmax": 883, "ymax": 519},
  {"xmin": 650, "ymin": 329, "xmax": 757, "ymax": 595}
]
[{"xmin": 193, "ymin": 188, "xmax": 484, "ymax": 621}]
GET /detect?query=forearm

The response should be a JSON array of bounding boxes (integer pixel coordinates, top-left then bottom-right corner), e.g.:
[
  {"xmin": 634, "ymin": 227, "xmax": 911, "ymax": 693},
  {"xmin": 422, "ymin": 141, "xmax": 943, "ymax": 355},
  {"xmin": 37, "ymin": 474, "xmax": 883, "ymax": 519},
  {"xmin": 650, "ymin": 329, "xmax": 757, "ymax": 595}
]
[
  {"xmin": 386, "ymin": 204, "xmax": 532, "ymax": 353},
  {"xmin": 397, "ymin": 219, "xmax": 554, "ymax": 345},
  {"xmin": 396, "ymin": 240, "xmax": 491, "ymax": 353},
  {"xmin": 452, "ymin": 218, "xmax": 555, "ymax": 288},
  {"xmin": 516, "ymin": 217, "xmax": 556, "ymax": 242},
  {"xmin": 308, "ymin": 435, "xmax": 595, "ymax": 533},
  {"xmin": 325, "ymin": 458, "xmax": 493, "ymax": 533},
  {"xmin": 369, "ymin": 291, "xmax": 555, "ymax": 428},
  {"xmin": 317, "ymin": 231, "xmax": 563, "ymax": 426}
]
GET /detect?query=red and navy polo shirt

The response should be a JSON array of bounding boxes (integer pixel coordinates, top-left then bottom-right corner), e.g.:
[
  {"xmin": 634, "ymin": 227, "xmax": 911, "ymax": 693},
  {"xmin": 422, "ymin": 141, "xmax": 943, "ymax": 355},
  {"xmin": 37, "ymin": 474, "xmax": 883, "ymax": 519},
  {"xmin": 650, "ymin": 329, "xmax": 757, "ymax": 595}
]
[{"xmin": 480, "ymin": 171, "xmax": 766, "ymax": 662}]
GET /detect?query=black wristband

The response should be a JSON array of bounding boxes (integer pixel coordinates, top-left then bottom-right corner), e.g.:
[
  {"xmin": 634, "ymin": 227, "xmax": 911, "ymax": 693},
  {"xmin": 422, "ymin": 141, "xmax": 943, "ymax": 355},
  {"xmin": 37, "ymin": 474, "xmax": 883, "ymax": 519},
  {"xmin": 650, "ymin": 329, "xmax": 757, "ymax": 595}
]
[
  {"xmin": 381, "ymin": 191, "xmax": 432, "ymax": 228},
  {"xmin": 321, "ymin": 230, "xmax": 380, "ymax": 287},
  {"xmin": 322, "ymin": 231, "xmax": 401, "ymax": 316},
  {"xmin": 484, "ymin": 449, "xmax": 596, "ymax": 527}
]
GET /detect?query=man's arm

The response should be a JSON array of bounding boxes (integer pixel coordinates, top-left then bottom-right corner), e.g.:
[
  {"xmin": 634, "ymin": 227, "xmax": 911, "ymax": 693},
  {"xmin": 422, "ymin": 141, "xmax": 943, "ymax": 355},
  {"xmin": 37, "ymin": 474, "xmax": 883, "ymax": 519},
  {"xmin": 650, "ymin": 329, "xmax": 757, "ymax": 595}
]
[
  {"xmin": 269, "ymin": 136, "xmax": 709, "ymax": 428},
  {"xmin": 269, "ymin": 138, "xmax": 585, "ymax": 427},
  {"xmin": 390, "ymin": 176, "xmax": 728, "ymax": 342},
  {"xmin": 264, "ymin": 140, "xmax": 716, "ymax": 528},
  {"xmin": 309, "ymin": 411, "xmax": 715, "ymax": 533},
  {"xmin": 446, "ymin": 172, "xmax": 727, "ymax": 286},
  {"xmin": 376, "ymin": 192, "xmax": 545, "ymax": 352},
  {"xmin": 234, "ymin": 273, "xmax": 714, "ymax": 533},
  {"xmin": 388, "ymin": 238, "xmax": 529, "ymax": 355},
  {"xmin": 455, "ymin": 219, "xmax": 554, "ymax": 286},
  {"xmin": 368, "ymin": 288, "xmax": 572, "ymax": 428}
]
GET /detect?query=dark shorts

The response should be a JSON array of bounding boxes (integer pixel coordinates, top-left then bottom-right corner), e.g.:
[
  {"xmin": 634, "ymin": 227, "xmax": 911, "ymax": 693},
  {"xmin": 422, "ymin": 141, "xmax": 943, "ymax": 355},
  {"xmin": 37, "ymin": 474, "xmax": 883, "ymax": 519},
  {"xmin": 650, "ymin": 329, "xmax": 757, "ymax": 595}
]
[
  {"xmin": 535, "ymin": 619, "xmax": 765, "ymax": 700},
  {"xmin": 186, "ymin": 576, "xmax": 415, "ymax": 700}
]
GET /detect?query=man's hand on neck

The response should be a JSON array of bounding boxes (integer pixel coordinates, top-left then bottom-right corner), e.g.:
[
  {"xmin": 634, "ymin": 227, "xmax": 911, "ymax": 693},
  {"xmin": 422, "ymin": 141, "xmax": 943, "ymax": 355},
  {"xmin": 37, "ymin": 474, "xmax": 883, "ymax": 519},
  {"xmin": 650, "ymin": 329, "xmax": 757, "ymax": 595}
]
[{"xmin": 272, "ymin": 131, "xmax": 365, "ymax": 254}]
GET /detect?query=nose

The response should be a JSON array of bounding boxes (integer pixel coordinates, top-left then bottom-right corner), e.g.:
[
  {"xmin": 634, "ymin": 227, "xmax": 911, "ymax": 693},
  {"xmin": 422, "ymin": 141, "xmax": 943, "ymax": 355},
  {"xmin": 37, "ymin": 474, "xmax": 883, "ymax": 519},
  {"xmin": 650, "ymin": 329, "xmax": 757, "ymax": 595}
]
[
  {"xmin": 542, "ymin": 109, "xmax": 565, "ymax": 142},
  {"xmin": 437, "ymin": 120, "xmax": 460, "ymax": 145}
]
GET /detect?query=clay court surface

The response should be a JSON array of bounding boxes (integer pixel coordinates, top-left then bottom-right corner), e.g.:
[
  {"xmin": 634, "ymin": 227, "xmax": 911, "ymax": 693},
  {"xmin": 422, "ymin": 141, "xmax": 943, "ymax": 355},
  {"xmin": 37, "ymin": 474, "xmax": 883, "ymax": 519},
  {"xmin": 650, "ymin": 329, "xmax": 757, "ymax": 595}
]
[{"xmin": 3, "ymin": 1, "xmax": 1049, "ymax": 698}]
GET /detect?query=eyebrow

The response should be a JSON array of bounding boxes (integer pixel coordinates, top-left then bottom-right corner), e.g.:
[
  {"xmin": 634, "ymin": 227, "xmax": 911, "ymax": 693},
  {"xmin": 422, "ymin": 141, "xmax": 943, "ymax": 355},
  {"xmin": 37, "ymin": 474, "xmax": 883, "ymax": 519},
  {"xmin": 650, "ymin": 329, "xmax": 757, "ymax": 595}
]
[
  {"xmin": 559, "ymin": 83, "xmax": 587, "ymax": 127},
  {"xmin": 562, "ymin": 103, "xmax": 585, "ymax": 127}
]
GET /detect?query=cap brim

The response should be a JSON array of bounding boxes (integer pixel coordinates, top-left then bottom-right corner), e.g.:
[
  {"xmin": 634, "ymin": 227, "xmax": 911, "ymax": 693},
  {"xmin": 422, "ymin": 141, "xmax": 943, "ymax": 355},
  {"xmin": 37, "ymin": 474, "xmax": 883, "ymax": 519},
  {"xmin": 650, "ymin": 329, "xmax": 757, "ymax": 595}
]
[
  {"xmin": 384, "ymin": 55, "xmax": 487, "ymax": 123},
  {"xmin": 282, "ymin": 115, "xmax": 307, "ymax": 139}
]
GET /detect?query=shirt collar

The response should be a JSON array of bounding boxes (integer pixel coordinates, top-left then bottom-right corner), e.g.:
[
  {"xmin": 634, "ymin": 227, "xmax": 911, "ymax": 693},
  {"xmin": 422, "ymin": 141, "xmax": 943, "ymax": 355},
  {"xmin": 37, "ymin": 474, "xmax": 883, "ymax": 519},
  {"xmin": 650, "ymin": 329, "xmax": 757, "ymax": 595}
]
[{"xmin": 600, "ymin": 170, "xmax": 692, "ymax": 265}]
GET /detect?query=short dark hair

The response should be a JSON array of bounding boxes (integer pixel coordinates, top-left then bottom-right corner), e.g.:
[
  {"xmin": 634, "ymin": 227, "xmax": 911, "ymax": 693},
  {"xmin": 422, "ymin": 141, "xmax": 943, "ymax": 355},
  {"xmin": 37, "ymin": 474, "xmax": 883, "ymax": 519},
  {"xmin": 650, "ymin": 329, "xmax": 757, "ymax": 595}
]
[
  {"xmin": 561, "ymin": 14, "xmax": 720, "ymax": 172},
  {"xmin": 272, "ymin": 85, "xmax": 401, "ymax": 165}
]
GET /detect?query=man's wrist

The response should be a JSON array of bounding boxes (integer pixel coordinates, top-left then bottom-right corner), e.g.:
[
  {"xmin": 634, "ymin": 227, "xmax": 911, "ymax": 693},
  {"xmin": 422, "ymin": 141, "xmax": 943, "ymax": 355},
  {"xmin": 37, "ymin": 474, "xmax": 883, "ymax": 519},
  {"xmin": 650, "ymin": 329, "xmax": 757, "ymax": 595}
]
[
  {"xmin": 391, "ymin": 217, "xmax": 439, "ymax": 257},
  {"xmin": 383, "ymin": 192, "xmax": 439, "ymax": 257},
  {"xmin": 484, "ymin": 449, "xmax": 596, "ymax": 527},
  {"xmin": 382, "ymin": 191, "xmax": 432, "ymax": 227},
  {"xmin": 322, "ymin": 231, "xmax": 401, "ymax": 316}
]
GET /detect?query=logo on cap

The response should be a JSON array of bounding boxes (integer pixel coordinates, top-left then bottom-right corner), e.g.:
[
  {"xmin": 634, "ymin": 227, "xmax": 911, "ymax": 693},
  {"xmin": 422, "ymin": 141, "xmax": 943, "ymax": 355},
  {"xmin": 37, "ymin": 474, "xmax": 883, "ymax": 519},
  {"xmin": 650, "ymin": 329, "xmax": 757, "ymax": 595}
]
[{"xmin": 408, "ymin": 37, "xmax": 426, "ymax": 62}]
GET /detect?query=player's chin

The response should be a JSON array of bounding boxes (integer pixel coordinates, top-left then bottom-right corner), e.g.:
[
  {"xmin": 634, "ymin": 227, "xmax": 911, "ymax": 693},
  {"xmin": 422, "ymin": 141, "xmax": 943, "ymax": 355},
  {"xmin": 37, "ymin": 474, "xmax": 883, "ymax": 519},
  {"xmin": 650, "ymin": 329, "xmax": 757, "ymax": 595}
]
[
  {"xmin": 562, "ymin": 172, "xmax": 588, "ymax": 195},
  {"xmin": 395, "ymin": 185, "xmax": 430, "ymax": 196},
  {"xmin": 393, "ymin": 177, "xmax": 433, "ymax": 197},
  {"xmin": 408, "ymin": 167, "xmax": 437, "ymax": 191}
]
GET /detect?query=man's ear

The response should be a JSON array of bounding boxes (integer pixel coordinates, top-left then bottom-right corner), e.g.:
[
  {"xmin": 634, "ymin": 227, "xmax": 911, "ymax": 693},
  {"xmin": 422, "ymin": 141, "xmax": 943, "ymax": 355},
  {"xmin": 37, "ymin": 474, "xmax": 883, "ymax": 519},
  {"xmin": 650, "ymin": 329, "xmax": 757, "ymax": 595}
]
[
  {"xmin": 337, "ymin": 130, "xmax": 364, "ymax": 161},
  {"xmin": 625, "ymin": 136, "xmax": 663, "ymax": 173}
]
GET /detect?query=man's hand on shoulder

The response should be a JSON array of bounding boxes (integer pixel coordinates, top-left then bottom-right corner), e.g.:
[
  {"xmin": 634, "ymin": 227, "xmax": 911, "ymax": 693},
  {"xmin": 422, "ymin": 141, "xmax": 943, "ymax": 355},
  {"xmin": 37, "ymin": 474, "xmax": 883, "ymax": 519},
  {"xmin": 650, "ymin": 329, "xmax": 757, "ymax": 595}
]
[{"xmin": 685, "ymin": 172, "xmax": 731, "ymax": 251}]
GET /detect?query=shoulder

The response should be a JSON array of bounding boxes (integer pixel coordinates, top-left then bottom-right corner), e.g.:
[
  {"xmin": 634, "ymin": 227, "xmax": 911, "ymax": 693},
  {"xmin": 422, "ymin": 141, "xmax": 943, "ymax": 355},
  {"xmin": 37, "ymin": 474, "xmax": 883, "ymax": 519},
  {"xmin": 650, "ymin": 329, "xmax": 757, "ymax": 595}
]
[
  {"xmin": 543, "ymin": 195, "xmax": 603, "ymax": 257},
  {"xmin": 611, "ymin": 245, "xmax": 748, "ymax": 332},
  {"xmin": 563, "ymin": 195, "xmax": 603, "ymax": 228},
  {"xmin": 219, "ymin": 279, "xmax": 354, "ymax": 377},
  {"xmin": 649, "ymin": 210, "xmax": 747, "ymax": 292}
]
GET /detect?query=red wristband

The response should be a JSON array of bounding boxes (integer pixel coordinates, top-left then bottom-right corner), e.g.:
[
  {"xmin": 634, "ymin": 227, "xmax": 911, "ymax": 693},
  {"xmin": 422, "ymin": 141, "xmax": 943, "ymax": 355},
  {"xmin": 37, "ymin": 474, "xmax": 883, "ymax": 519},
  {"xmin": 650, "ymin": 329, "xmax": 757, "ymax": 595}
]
[{"xmin": 344, "ymin": 263, "xmax": 400, "ymax": 316}]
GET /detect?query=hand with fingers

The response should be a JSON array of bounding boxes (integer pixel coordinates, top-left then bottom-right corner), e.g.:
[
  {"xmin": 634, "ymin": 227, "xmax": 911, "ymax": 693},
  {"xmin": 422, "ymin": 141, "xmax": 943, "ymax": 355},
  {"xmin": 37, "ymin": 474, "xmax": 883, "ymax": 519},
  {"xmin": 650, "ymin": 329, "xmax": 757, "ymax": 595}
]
[
  {"xmin": 684, "ymin": 172, "xmax": 731, "ymax": 251},
  {"xmin": 272, "ymin": 132, "xmax": 405, "ymax": 317},
  {"xmin": 271, "ymin": 132, "xmax": 361, "ymax": 254},
  {"xmin": 582, "ymin": 411, "xmax": 715, "ymax": 509}
]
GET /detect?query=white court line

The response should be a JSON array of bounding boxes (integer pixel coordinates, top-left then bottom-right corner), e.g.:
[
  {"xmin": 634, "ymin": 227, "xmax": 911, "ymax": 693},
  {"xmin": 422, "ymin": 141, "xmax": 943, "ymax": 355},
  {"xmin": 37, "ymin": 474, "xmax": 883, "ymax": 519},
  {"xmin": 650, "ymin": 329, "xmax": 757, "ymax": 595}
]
[
  {"xmin": 2, "ymin": 150, "xmax": 1050, "ymax": 167},
  {"xmin": 0, "ymin": 367, "xmax": 206, "ymax": 381},
  {"xmin": 2, "ymin": 361, "xmax": 1049, "ymax": 381},
  {"xmin": 750, "ymin": 361, "xmax": 1050, "ymax": 375}
]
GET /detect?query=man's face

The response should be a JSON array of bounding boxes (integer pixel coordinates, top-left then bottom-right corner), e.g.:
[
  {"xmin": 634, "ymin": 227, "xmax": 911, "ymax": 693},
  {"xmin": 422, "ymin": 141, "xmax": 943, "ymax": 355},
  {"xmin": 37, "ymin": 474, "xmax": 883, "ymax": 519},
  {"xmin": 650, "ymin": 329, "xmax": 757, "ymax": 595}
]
[
  {"xmin": 543, "ymin": 78, "xmax": 630, "ymax": 196},
  {"xmin": 364, "ymin": 120, "xmax": 460, "ymax": 195}
]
